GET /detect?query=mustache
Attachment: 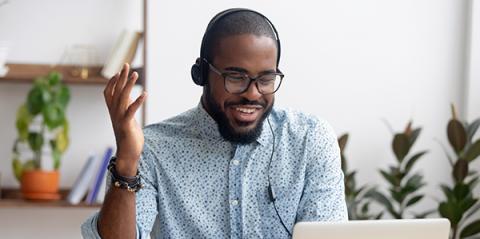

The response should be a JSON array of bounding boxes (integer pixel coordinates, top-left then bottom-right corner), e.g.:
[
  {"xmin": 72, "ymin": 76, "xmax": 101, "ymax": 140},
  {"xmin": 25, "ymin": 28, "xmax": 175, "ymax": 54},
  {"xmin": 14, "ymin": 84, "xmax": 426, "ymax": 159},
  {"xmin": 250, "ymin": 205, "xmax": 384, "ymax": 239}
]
[{"xmin": 224, "ymin": 98, "xmax": 267, "ymax": 108}]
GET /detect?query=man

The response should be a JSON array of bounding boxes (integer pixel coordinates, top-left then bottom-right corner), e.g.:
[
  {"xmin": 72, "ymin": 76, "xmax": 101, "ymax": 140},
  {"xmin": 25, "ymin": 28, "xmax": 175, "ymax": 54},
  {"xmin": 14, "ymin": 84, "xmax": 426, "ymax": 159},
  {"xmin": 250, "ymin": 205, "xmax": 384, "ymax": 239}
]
[{"xmin": 82, "ymin": 8, "xmax": 347, "ymax": 239}]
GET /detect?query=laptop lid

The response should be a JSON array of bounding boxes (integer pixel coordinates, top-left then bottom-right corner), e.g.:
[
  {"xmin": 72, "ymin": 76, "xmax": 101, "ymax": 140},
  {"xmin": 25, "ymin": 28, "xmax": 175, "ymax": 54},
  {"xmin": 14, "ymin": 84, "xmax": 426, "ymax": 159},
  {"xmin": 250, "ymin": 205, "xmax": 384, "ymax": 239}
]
[{"xmin": 292, "ymin": 219, "xmax": 450, "ymax": 239}]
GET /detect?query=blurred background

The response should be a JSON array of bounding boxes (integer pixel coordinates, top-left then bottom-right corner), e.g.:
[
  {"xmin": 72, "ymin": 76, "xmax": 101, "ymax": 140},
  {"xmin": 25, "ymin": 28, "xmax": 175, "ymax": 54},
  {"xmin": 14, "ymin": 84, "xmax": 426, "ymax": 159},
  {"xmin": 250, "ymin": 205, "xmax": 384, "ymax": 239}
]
[{"xmin": 0, "ymin": 0, "xmax": 479, "ymax": 238}]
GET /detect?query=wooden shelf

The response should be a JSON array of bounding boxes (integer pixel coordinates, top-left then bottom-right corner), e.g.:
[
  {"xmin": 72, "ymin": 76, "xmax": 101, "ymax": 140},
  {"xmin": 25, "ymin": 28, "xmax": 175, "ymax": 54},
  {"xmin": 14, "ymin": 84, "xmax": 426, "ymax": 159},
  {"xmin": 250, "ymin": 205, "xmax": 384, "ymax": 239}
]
[
  {"xmin": 0, "ymin": 188, "xmax": 101, "ymax": 208},
  {"xmin": 0, "ymin": 63, "xmax": 108, "ymax": 85},
  {"xmin": 0, "ymin": 63, "xmax": 144, "ymax": 86}
]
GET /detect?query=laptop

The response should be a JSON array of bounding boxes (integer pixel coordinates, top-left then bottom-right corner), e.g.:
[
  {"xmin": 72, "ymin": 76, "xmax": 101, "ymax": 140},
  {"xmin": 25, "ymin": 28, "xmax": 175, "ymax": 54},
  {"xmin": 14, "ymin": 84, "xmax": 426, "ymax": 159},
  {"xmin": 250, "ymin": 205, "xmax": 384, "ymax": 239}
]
[{"xmin": 292, "ymin": 218, "xmax": 450, "ymax": 239}]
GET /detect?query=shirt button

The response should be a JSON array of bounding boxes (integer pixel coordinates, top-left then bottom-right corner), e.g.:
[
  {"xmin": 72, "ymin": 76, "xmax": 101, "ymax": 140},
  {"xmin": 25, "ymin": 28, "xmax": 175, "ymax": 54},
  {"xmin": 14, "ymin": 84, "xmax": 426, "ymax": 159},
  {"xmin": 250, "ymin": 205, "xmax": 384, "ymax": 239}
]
[
  {"xmin": 232, "ymin": 160, "xmax": 240, "ymax": 166},
  {"xmin": 230, "ymin": 200, "xmax": 239, "ymax": 206}
]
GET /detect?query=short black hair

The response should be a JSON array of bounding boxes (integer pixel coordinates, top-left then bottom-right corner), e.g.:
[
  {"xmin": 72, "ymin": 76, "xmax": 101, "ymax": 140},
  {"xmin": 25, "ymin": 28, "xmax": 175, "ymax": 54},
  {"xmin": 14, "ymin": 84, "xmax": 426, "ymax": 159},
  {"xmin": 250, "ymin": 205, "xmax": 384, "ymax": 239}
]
[{"xmin": 204, "ymin": 10, "xmax": 278, "ymax": 63}]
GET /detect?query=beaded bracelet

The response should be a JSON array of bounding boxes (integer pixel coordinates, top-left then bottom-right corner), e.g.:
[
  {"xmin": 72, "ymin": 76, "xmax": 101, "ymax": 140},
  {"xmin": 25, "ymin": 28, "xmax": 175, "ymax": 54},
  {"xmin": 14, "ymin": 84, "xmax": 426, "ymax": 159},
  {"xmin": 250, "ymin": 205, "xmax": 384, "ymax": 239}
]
[{"xmin": 108, "ymin": 156, "xmax": 144, "ymax": 193}]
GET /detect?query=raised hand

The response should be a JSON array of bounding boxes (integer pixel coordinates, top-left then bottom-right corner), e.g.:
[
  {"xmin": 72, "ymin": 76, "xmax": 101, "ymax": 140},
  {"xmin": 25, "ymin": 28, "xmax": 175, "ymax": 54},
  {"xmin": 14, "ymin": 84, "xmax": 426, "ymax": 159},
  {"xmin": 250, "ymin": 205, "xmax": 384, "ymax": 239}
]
[{"xmin": 103, "ymin": 63, "xmax": 147, "ymax": 176}]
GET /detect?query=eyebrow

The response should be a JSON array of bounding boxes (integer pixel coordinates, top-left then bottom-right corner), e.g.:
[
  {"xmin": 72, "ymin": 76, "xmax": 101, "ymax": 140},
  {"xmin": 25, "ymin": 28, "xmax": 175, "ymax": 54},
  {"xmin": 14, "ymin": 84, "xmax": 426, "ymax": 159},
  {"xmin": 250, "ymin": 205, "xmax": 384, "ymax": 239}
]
[{"xmin": 224, "ymin": 66, "xmax": 277, "ymax": 75}]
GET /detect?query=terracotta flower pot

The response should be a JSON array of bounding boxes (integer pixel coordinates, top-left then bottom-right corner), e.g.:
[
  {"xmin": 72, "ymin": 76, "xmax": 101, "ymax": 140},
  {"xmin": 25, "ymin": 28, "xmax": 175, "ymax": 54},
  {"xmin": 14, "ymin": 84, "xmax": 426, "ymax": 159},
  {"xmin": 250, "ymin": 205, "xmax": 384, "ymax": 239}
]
[{"xmin": 21, "ymin": 170, "xmax": 60, "ymax": 200}]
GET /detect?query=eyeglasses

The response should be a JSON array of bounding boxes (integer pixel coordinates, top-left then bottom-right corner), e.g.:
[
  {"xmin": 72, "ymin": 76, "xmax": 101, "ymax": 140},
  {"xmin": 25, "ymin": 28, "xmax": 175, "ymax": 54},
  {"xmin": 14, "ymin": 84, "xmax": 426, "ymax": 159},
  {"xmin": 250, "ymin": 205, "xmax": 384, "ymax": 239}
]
[{"xmin": 207, "ymin": 62, "xmax": 284, "ymax": 95}]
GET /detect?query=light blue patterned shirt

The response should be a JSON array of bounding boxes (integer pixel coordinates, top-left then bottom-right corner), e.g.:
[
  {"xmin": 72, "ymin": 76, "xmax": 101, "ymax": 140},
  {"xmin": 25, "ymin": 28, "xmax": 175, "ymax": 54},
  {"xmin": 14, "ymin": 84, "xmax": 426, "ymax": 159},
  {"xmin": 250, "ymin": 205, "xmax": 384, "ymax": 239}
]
[{"xmin": 82, "ymin": 104, "xmax": 347, "ymax": 238}]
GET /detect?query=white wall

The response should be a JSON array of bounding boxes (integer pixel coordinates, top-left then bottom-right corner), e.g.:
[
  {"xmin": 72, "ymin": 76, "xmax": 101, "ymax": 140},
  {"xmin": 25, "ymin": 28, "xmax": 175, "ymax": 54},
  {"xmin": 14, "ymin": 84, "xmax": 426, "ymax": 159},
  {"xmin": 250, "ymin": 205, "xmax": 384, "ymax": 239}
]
[
  {"xmin": 147, "ymin": 0, "xmax": 477, "ymax": 216},
  {"xmin": 467, "ymin": 0, "xmax": 480, "ymax": 121},
  {"xmin": 0, "ymin": 0, "xmax": 142, "ymax": 238}
]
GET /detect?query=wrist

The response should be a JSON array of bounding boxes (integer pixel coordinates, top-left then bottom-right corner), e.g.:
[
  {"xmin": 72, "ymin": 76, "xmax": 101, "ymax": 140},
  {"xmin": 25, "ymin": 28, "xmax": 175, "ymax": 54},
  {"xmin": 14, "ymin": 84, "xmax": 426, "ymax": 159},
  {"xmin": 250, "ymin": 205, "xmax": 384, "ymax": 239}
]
[{"xmin": 114, "ymin": 157, "xmax": 139, "ymax": 177}]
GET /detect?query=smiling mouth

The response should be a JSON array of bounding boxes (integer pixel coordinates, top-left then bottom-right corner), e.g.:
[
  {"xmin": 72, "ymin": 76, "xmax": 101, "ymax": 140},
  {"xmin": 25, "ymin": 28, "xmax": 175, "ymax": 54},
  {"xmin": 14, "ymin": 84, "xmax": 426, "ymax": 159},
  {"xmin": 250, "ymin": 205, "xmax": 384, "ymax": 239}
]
[{"xmin": 229, "ymin": 105, "xmax": 263, "ymax": 124}]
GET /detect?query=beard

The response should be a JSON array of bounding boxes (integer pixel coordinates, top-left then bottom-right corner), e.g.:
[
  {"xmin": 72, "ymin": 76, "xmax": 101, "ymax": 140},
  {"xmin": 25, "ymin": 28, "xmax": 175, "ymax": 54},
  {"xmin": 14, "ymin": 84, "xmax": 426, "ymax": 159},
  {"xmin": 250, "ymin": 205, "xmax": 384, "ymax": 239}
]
[{"xmin": 203, "ymin": 86, "xmax": 273, "ymax": 144}]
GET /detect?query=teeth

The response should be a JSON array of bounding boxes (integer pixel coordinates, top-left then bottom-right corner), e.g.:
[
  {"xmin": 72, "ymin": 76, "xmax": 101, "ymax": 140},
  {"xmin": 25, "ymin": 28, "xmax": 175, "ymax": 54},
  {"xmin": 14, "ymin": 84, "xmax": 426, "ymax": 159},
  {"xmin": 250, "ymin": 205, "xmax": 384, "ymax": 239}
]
[{"xmin": 235, "ymin": 107, "xmax": 256, "ymax": 113}]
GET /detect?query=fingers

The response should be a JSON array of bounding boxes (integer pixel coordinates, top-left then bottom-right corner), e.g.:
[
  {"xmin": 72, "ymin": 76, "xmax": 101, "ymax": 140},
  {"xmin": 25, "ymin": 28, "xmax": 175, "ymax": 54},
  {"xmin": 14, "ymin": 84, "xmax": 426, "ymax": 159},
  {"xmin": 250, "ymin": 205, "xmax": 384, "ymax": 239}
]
[
  {"xmin": 125, "ymin": 92, "xmax": 147, "ymax": 120},
  {"xmin": 112, "ymin": 63, "xmax": 130, "ymax": 109},
  {"xmin": 118, "ymin": 71, "xmax": 139, "ymax": 111},
  {"xmin": 104, "ymin": 72, "xmax": 120, "ymax": 109}
]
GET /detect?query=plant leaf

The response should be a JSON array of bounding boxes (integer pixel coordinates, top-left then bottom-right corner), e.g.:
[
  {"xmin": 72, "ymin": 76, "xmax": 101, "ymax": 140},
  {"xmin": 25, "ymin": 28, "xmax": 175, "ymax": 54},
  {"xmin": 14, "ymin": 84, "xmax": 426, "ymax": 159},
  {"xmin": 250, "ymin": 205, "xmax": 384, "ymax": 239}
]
[
  {"xmin": 365, "ymin": 190, "xmax": 400, "ymax": 218},
  {"xmin": 464, "ymin": 202, "xmax": 480, "ymax": 220},
  {"xmin": 453, "ymin": 183, "xmax": 471, "ymax": 199},
  {"xmin": 439, "ymin": 201, "xmax": 462, "ymax": 226},
  {"xmin": 57, "ymin": 85, "xmax": 70, "ymax": 109},
  {"xmin": 453, "ymin": 159, "xmax": 469, "ymax": 183},
  {"xmin": 338, "ymin": 134, "xmax": 349, "ymax": 153},
  {"xmin": 48, "ymin": 71, "xmax": 61, "ymax": 86},
  {"xmin": 440, "ymin": 184, "xmax": 454, "ymax": 200},
  {"xmin": 27, "ymin": 132, "xmax": 43, "ymax": 152},
  {"xmin": 393, "ymin": 133, "xmax": 410, "ymax": 161},
  {"xmin": 466, "ymin": 118, "xmax": 480, "ymax": 143},
  {"xmin": 460, "ymin": 219, "xmax": 480, "ymax": 238},
  {"xmin": 42, "ymin": 104, "xmax": 65, "ymax": 130},
  {"xmin": 11, "ymin": 157, "xmax": 23, "ymax": 182},
  {"xmin": 404, "ymin": 173, "xmax": 424, "ymax": 189},
  {"xmin": 404, "ymin": 150, "xmax": 428, "ymax": 172},
  {"xmin": 26, "ymin": 86, "xmax": 44, "ymax": 115},
  {"xmin": 414, "ymin": 209, "xmax": 436, "ymax": 219},
  {"xmin": 54, "ymin": 126, "xmax": 69, "ymax": 153},
  {"xmin": 448, "ymin": 119, "xmax": 467, "ymax": 154},
  {"xmin": 464, "ymin": 140, "xmax": 480, "ymax": 162},
  {"xmin": 409, "ymin": 128, "xmax": 422, "ymax": 146},
  {"xmin": 406, "ymin": 195, "xmax": 424, "ymax": 207},
  {"xmin": 380, "ymin": 169, "xmax": 398, "ymax": 186},
  {"xmin": 15, "ymin": 104, "xmax": 32, "ymax": 141},
  {"xmin": 52, "ymin": 149, "xmax": 61, "ymax": 170}
]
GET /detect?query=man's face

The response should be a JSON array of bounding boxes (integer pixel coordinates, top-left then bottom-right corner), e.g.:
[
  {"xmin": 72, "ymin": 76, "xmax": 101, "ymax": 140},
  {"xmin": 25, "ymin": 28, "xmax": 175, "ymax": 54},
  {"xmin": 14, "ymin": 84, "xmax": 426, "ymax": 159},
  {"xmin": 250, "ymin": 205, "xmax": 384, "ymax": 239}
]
[{"xmin": 202, "ymin": 34, "xmax": 277, "ymax": 144}]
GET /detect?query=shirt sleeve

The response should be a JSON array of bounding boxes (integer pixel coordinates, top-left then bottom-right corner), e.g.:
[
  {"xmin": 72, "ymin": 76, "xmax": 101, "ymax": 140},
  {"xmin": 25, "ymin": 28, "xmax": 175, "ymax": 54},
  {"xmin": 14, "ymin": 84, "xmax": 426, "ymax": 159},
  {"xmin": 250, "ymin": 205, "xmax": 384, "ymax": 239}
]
[
  {"xmin": 295, "ymin": 118, "xmax": 348, "ymax": 222},
  {"xmin": 81, "ymin": 140, "xmax": 159, "ymax": 239}
]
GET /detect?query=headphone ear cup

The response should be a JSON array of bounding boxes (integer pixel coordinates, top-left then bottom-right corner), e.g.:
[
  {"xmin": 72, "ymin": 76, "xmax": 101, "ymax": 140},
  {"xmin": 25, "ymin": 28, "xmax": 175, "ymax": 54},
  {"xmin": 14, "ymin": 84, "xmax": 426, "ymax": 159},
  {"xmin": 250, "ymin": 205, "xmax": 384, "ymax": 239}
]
[
  {"xmin": 200, "ymin": 59, "xmax": 209, "ymax": 86},
  {"xmin": 191, "ymin": 58, "xmax": 204, "ymax": 86}
]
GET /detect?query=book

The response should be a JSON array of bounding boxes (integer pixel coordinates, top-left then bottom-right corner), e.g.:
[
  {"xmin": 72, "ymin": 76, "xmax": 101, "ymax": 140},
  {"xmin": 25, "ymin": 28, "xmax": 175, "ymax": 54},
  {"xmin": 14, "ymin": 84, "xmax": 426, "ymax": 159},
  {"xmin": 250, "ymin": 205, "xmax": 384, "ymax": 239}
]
[
  {"xmin": 101, "ymin": 30, "xmax": 142, "ymax": 78},
  {"xmin": 85, "ymin": 147, "xmax": 113, "ymax": 204},
  {"xmin": 66, "ymin": 154, "xmax": 98, "ymax": 205}
]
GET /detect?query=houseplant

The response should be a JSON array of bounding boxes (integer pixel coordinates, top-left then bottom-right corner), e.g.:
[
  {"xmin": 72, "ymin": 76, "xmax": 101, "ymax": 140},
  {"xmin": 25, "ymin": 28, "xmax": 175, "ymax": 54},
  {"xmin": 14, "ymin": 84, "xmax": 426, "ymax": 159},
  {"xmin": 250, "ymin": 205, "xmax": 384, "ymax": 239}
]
[
  {"xmin": 367, "ymin": 121, "xmax": 432, "ymax": 219},
  {"xmin": 11, "ymin": 71, "xmax": 70, "ymax": 200},
  {"xmin": 437, "ymin": 105, "xmax": 480, "ymax": 239}
]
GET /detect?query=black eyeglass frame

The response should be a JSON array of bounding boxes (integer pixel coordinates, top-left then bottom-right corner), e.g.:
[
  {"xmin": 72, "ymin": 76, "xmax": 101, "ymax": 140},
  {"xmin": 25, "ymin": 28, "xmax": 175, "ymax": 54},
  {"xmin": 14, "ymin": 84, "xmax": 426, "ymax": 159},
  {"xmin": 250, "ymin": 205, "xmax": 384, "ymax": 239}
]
[{"xmin": 207, "ymin": 61, "xmax": 284, "ymax": 95}]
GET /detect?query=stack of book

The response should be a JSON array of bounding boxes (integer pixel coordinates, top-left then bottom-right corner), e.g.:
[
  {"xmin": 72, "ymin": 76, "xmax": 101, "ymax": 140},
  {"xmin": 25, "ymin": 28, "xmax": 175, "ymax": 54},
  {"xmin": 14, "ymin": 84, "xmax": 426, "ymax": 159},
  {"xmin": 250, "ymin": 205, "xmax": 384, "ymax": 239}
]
[{"xmin": 66, "ymin": 147, "xmax": 114, "ymax": 205}]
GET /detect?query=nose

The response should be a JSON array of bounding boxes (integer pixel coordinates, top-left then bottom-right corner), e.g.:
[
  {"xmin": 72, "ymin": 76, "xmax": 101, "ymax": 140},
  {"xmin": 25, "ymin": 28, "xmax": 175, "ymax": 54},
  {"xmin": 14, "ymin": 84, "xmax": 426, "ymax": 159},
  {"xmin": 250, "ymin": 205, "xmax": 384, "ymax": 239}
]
[{"xmin": 240, "ymin": 80, "xmax": 262, "ymax": 101}]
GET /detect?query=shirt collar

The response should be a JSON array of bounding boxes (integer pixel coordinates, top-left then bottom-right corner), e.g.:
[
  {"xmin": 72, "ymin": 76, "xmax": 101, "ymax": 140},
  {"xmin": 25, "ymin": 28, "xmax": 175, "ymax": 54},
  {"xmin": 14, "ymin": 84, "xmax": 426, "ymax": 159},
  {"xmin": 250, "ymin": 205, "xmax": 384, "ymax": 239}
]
[{"xmin": 193, "ymin": 103, "xmax": 271, "ymax": 146}]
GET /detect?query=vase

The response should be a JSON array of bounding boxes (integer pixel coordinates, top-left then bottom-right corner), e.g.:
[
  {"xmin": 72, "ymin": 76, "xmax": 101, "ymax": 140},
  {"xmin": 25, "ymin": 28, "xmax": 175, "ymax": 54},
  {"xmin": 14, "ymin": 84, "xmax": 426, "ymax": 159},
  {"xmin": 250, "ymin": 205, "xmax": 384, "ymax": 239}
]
[{"xmin": 21, "ymin": 170, "xmax": 60, "ymax": 200}]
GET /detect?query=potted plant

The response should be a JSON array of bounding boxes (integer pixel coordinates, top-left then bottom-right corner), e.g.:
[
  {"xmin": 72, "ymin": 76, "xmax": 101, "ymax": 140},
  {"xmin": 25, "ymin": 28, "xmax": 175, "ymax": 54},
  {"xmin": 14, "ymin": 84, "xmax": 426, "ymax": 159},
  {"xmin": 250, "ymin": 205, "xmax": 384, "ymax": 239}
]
[
  {"xmin": 11, "ymin": 71, "xmax": 70, "ymax": 200},
  {"xmin": 437, "ymin": 105, "xmax": 480, "ymax": 239},
  {"xmin": 367, "ymin": 121, "xmax": 434, "ymax": 219}
]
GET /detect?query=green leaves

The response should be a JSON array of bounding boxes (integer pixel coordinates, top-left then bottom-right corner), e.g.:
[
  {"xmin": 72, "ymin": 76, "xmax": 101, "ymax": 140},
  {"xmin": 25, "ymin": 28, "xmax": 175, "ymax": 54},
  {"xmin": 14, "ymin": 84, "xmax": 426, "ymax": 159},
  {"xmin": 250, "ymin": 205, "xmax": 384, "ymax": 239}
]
[
  {"xmin": 453, "ymin": 159, "xmax": 469, "ymax": 183},
  {"xmin": 439, "ymin": 183, "xmax": 478, "ymax": 229},
  {"xmin": 376, "ymin": 122, "xmax": 427, "ymax": 219},
  {"xmin": 460, "ymin": 220, "xmax": 480, "ymax": 238},
  {"xmin": 27, "ymin": 132, "xmax": 43, "ymax": 152},
  {"xmin": 406, "ymin": 195, "xmax": 423, "ymax": 207},
  {"xmin": 42, "ymin": 104, "xmax": 65, "ymax": 130},
  {"xmin": 12, "ymin": 70, "xmax": 70, "ymax": 176},
  {"xmin": 27, "ymin": 86, "xmax": 45, "ymax": 115},
  {"xmin": 15, "ymin": 104, "xmax": 32, "ymax": 141},
  {"xmin": 464, "ymin": 140, "xmax": 480, "ymax": 162},
  {"xmin": 392, "ymin": 133, "xmax": 410, "ymax": 161},
  {"xmin": 439, "ymin": 201, "xmax": 463, "ymax": 226},
  {"xmin": 466, "ymin": 119, "xmax": 480, "ymax": 143},
  {"xmin": 448, "ymin": 119, "xmax": 467, "ymax": 154},
  {"xmin": 404, "ymin": 150, "xmax": 428, "ymax": 172},
  {"xmin": 366, "ymin": 189, "xmax": 401, "ymax": 219}
]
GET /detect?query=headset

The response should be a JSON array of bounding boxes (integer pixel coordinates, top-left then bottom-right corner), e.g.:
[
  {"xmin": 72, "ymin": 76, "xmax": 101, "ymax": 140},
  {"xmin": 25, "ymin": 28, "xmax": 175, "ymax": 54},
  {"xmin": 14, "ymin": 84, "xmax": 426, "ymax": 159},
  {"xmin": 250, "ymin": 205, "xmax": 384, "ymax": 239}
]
[{"xmin": 191, "ymin": 8, "xmax": 282, "ymax": 87}]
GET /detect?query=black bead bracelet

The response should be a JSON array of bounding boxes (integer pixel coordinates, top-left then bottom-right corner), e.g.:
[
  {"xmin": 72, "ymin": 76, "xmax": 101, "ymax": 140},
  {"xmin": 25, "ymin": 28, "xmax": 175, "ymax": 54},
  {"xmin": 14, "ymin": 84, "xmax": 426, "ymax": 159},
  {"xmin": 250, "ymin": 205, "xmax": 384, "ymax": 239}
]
[{"xmin": 108, "ymin": 156, "xmax": 143, "ymax": 193}]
